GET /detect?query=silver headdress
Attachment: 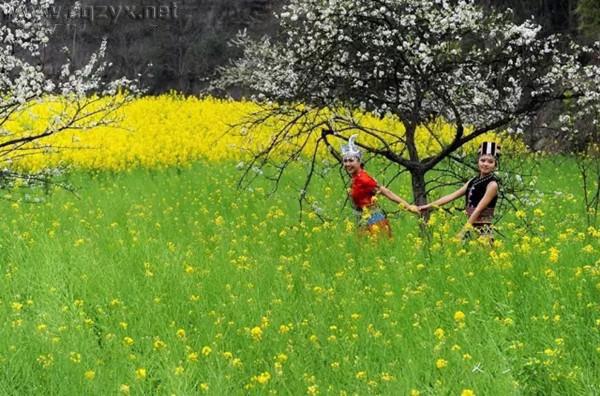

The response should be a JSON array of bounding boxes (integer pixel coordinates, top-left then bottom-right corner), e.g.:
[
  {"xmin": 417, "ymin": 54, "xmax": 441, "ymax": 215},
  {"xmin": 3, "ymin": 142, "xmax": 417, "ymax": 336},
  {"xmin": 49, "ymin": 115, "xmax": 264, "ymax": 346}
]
[{"xmin": 341, "ymin": 134, "xmax": 361, "ymax": 160}]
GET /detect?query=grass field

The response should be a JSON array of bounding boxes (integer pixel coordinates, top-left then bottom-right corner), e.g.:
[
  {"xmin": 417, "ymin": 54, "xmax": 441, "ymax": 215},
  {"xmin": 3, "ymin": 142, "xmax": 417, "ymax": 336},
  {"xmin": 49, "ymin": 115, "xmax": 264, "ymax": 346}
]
[{"xmin": 0, "ymin": 158, "xmax": 598, "ymax": 395}]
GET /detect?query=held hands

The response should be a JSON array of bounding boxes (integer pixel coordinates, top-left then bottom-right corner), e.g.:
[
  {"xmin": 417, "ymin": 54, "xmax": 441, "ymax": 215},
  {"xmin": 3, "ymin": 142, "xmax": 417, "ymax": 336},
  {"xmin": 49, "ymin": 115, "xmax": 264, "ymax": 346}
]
[
  {"xmin": 399, "ymin": 203, "xmax": 420, "ymax": 214},
  {"xmin": 417, "ymin": 204, "xmax": 434, "ymax": 213},
  {"xmin": 407, "ymin": 204, "xmax": 420, "ymax": 214}
]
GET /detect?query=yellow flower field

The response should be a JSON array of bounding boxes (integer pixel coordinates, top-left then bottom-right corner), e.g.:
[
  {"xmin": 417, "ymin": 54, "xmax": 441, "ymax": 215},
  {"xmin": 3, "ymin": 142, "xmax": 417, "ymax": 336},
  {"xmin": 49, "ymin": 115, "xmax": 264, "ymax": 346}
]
[{"xmin": 1, "ymin": 94, "xmax": 524, "ymax": 171}]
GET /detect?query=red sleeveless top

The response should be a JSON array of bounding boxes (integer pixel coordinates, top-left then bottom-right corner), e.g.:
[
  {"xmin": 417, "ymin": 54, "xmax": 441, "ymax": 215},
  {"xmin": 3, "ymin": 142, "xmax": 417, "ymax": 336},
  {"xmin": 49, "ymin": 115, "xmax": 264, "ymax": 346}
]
[{"xmin": 350, "ymin": 170, "xmax": 379, "ymax": 209}]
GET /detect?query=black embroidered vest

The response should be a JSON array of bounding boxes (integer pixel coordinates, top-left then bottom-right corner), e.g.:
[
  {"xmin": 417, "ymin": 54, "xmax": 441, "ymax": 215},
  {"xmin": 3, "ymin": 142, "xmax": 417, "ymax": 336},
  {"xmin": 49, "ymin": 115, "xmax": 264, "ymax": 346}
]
[{"xmin": 465, "ymin": 174, "xmax": 498, "ymax": 223}]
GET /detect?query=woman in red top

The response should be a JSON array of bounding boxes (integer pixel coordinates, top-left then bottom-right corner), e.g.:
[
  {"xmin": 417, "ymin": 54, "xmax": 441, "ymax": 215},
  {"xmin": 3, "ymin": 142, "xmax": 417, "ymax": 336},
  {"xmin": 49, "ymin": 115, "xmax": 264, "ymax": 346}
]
[{"xmin": 342, "ymin": 135, "xmax": 418, "ymax": 236}]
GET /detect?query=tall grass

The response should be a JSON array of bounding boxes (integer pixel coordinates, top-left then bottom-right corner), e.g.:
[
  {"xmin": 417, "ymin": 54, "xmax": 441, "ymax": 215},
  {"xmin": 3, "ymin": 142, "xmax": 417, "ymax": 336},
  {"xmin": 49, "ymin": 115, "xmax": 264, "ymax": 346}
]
[{"xmin": 0, "ymin": 159, "xmax": 598, "ymax": 395}]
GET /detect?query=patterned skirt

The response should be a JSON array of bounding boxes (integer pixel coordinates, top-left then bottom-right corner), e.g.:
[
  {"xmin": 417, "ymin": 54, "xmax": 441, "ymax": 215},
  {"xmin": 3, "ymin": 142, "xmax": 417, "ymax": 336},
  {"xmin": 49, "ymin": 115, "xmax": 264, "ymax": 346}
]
[
  {"xmin": 463, "ymin": 223, "xmax": 494, "ymax": 243},
  {"xmin": 355, "ymin": 207, "xmax": 392, "ymax": 238}
]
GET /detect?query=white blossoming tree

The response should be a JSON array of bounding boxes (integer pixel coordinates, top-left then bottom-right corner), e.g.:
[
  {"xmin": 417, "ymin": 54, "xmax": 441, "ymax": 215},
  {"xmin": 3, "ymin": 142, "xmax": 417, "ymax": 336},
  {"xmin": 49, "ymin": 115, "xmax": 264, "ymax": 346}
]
[
  {"xmin": 0, "ymin": 0, "xmax": 137, "ymax": 192},
  {"xmin": 217, "ymin": 0, "xmax": 600, "ymax": 208}
]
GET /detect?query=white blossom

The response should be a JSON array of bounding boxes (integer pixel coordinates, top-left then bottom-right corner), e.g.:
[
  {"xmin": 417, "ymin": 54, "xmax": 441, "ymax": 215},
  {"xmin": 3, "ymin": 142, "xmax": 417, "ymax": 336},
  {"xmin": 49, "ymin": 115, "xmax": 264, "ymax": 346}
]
[
  {"xmin": 0, "ymin": 0, "xmax": 139, "ymax": 175},
  {"xmin": 217, "ymin": 0, "xmax": 600, "ymax": 161}
]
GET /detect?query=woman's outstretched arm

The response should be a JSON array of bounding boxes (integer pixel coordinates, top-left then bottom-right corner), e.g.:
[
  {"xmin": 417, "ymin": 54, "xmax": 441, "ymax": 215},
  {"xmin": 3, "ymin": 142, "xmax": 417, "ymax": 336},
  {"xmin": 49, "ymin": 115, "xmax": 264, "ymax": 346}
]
[
  {"xmin": 419, "ymin": 181, "xmax": 470, "ymax": 211},
  {"xmin": 378, "ymin": 186, "xmax": 419, "ymax": 213}
]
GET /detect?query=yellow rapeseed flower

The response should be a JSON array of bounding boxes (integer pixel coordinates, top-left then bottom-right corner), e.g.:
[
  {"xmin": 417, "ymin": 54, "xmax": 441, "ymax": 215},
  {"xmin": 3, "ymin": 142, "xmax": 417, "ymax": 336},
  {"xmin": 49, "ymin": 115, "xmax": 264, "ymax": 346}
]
[
  {"xmin": 435, "ymin": 358, "xmax": 448, "ymax": 369},
  {"xmin": 434, "ymin": 328, "xmax": 445, "ymax": 339},
  {"xmin": 250, "ymin": 326, "xmax": 263, "ymax": 341},
  {"xmin": 4, "ymin": 95, "xmax": 516, "ymax": 172},
  {"xmin": 153, "ymin": 338, "xmax": 167, "ymax": 350},
  {"xmin": 454, "ymin": 311, "xmax": 466, "ymax": 321},
  {"xmin": 256, "ymin": 371, "xmax": 271, "ymax": 385},
  {"xmin": 135, "ymin": 368, "xmax": 147, "ymax": 380}
]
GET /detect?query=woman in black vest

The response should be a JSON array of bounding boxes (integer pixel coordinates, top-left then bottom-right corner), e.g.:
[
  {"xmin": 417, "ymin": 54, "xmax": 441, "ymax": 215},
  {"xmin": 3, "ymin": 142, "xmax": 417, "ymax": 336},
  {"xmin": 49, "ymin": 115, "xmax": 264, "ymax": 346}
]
[{"xmin": 418, "ymin": 142, "xmax": 500, "ymax": 241}]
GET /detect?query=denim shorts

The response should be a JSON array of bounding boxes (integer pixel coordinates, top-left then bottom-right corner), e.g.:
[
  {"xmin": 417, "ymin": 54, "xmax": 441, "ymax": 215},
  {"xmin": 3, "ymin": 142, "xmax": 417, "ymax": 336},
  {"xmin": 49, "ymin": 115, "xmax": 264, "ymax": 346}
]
[{"xmin": 367, "ymin": 211, "xmax": 386, "ymax": 225}]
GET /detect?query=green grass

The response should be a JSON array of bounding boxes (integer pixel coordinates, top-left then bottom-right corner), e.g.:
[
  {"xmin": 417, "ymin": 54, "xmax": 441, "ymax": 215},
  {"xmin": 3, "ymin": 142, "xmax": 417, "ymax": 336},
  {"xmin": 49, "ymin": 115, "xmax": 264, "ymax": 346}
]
[{"xmin": 0, "ymin": 159, "xmax": 598, "ymax": 395}]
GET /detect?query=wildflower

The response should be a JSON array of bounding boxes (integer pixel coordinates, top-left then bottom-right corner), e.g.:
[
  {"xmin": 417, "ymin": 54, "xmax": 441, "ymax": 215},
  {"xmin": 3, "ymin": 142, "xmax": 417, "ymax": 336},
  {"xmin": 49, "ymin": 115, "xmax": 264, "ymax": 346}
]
[
  {"xmin": 188, "ymin": 352, "xmax": 199, "ymax": 362},
  {"xmin": 275, "ymin": 353, "xmax": 288, "ymax": 363},
  {"xmin": 176, "ymin": 329, "xmax": 186, "ymax": 339},
  {"xmin": 36, "ymin": 354, "xmax": 54, "ymax": 368},
  {"xmin": 119, "ymin": 384, "xmax": 130, "ymax": 394},
  {"xmin": 434, "ymin": 328, "xmax": 445, "ymax": 339},
  {"xmin": 355, "ymin": 371, "xmax": 367, "ymax": 380},
  {"xmin": 582, "ymin": 244, "xmax": 594, "ymax": 253},
  {"xmin": 256, "ymin": 371, "xmax": 271, "ymax": 385},
  {"xmin": 84, "ymin": 370, "xmax": 96, "ymax": 380},
  {"xmin": 279, "ymin": 324, "xmax": 291, "ymax": 334},
  {"xmin": 250, "ymin": 326, "xmax": 263, "ymax": 341},
  {"xmin": 549, "ymin": 247, "xmax": 559, "ymax": 263},
  {"xmin": 202, "ymin": 346, "xmax": 212, "ymax": 356},
  {"xmin": 381, "ymin": 372, "xmax": 394, "ymax": 382},
  {"xmin": 454, "ymin": 311, "xmax": 466, "ymax": 321},
  {"xmin": 174, "ymin": 366, "xmax": 184, "ymax": 375},
  {"xmin": 135, "ymin": 368, "xmax": 147, "ymax": 380},
  {"xmin": 153, "ymin": 338, "xmax": 167, "ymax": 350},
  {"xmin": 110, "ymin": 299, "xmax": 122, "ymax": 307},
  {"xmin": 461, "ymin": 389, "xmax": 475, "ymax": 396},
  {"xmin": 544, "ymin": 348, "xmax": 557, "ymax": 357},
  {"xmin": 199, "ymin": 383, "xmax": 209, "ymax": 392},
  {"xmin": 435, "ymin": 358, "xmax": 448, "ymax": 369},
  {"xmin": 69, "ymin": 352, "xmax": 81, "ymax": 363}
]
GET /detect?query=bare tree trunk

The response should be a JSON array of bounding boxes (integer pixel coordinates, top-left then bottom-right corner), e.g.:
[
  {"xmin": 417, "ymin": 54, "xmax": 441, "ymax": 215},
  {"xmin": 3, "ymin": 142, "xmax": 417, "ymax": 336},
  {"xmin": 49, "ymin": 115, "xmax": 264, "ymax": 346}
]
[
  {"xmin": 410, "ymin": 168, "xmax": 431, "ymax": 234},
  {"xmin": 410, "ymin": 169, "xmax": 427, "ymax": 206}
]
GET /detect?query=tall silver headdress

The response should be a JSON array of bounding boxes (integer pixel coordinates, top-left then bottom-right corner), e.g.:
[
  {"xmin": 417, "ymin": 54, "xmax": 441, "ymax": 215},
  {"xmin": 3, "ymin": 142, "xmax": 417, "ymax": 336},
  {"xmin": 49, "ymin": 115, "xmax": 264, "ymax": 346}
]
[{"xmin": 341, "ymin": 134, "xmax": 361, "ymax": 160}]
